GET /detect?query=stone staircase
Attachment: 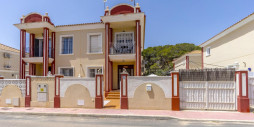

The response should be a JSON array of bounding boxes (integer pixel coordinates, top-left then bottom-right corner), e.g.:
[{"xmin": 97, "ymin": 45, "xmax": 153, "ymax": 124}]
[{"xmin": 106, "ymin": 91, "xmax": 120, "ymax": 99}]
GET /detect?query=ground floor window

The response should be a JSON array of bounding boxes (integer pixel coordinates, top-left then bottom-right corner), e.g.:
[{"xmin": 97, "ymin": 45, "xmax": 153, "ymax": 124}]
[
  {"xmin": 87, "ymin": 67, "xmax": 103, "ymax": 77},
  {"xmin": 59, "ymin": 67, "xmax": 74, "ymax": 76}
]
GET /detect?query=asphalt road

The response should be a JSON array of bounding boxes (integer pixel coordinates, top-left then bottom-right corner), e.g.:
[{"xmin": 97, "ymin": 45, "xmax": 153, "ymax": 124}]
[{"xmin": 0, "ymin": 114, "xmax": 253, "ymax": 127}]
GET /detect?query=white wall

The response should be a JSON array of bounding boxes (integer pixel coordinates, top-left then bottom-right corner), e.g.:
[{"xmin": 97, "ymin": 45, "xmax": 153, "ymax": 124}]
[
  {"xmin": 60, "ymin": 78, "xmax": 96, "ymax": 98},
  {"xmin": 127, "ymin": 76, "xmax": 172, "ymax": 98}
]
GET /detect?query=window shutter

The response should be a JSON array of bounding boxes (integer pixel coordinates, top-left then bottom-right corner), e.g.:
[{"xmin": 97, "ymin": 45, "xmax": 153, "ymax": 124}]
[{"xmin": 90, "ymin": 35, "xmax": 101, "ymax": 53}]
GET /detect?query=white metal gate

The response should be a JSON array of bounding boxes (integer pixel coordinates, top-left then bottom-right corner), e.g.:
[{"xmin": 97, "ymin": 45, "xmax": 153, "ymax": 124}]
[
  {"xmin": 180, "ymin": 81, "xmax": 236, "ymax": 110},
  {"xmin": 249, "ymin": 77, "xmax": 254, "ymax": 107}
]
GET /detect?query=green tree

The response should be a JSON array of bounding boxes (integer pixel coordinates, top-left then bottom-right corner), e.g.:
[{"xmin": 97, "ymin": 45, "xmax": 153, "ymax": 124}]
[{"xmin": 142, "ymin": 43, "xmax": 201, "ymax": 76}]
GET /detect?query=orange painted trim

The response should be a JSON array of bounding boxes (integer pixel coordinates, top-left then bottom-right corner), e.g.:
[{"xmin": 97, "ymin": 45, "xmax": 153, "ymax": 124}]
[
  {"xmin": 235, "ymin": 71, "xmax": 250, "ymax": 112},
  {"xmin": 95, "ymin": 74, "xmax": 103, "ymax": 109},
  {"xmin": 43, "ymin": 27, "xmax": 49, "ymax": 76},
  {"xmin": 54, "ymin": 75, "xmax": 63, "ymax": 108},
  {"xmin": 25, "ymin": 76, "xmax": 31, "ymax": 107},
  {"xmin": 186, "ymin": 56, "xmax": 189, "ymax": 70},
  {"xmin": 120, "ymin": 73, "xmax": 128, "ymax": 109},
  {"xmin": 171, "ymin": 72, "xmax": 180, "ymax": 111},
  {"xmin": 20, "ymin": 30, "xmax": 26, "ymax": 79}
]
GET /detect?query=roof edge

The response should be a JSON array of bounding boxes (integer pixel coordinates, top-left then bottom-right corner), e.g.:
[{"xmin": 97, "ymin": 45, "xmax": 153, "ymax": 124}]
[
  {"xmin": 56, "ymin": 22, "xmax": 103, "ymax": 27},
  {"xmin": 0, "ymin": 43, "xmax": 20, "ymax": 53},
  {"xmin": 200, "ymin": 12, "xmax": 254, "ymax": 47}
]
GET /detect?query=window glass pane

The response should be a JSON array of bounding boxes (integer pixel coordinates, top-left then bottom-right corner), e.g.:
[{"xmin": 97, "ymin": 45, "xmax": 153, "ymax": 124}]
[
  {"xmin": 60, "ymin": 68, "xmax": 73, "ymax": 76},
  {"xmin": 62, "ymin": 37, "xmax": 73, "ymax": 54},
  {"xmin": 49, "ymin": 39, "xmax": 52, "ymax": 58},
  {"xmin": 89, "ymin": 69, "xmax": 95, "ymax": 77},
  {"xmin": 88, "ymin": 67, "xmax": 102, "ymax": 77}
]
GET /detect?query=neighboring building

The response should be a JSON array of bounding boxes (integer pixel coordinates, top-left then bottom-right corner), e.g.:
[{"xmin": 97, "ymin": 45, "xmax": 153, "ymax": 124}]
[
  {"xmin": 0, "ymin": 43, "xmax": 20, "ymax": 78},
  {"xmin": 172, "ymin": 50, "xmax": 202, "ymax": 70},
  {"xmin": 14, "ymin": 3, "xmax": 145, "ymax": 94},
  {"xmin": 200, "ymin": 12, "xmax": 254, "ymax": 70}
]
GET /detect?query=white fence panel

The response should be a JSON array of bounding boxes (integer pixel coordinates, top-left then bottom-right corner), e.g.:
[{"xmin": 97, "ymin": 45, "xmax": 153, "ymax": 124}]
[
  {"xmin": 249, "ymin": 77, "xmax": 254, "ymax": 107},
  {"xmin": 180, "ymin": 81, "xmax": 236, "ymax": 110},
  {"xmin": 207, "ymin": 81, "xmax": 235, "ymax": 110},
  {"xmin": 180, "ymin": 81, "xmax": 206, "ymax": 109}
]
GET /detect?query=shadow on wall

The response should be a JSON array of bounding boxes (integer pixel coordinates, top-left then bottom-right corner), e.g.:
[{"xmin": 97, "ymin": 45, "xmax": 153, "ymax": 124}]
[
  {"xmin": 60, "ymin": 84, "xmax": 95, "ymax": 108},
  {"xmin": 147, "ymin": 87, "xmax": 154, "ymax": 99},
  {"xmin": 0, "ymin": 85, "xmax": 25, "ymax": 107}
]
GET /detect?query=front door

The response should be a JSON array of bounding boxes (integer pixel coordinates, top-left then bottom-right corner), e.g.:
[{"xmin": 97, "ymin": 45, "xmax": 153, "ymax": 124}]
[{"xmin": 118, "ymin": 65, "xmax": 134, "ymax": 89}]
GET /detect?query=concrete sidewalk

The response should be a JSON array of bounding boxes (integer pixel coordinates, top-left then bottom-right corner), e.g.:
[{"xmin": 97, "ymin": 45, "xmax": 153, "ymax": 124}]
[{"xmin": 0, "ymin": 107, "xmax": 254, "ymax": 122}]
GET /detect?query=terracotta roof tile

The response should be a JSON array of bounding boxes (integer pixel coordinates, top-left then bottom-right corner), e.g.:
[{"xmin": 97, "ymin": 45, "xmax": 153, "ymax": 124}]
[{"xmin": 56, "ymin": 22, "xmax": 103, "ymax": 27}]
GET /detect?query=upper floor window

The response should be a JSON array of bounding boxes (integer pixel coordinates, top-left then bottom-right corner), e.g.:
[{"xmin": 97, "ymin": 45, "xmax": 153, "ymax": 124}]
[
  {"xmin": 60, "ymin": 35, "xmax": 73, "ymax": 54},
  {"xmin": 59, "ymin": 67, "xmax": 74, "ymax": 77},
  {"xmin": 3, "ymin": 52, "xmax": 11, "ymax": 58},
  {"xmin": 206, "ymin": 47, "xmax": 211, "ymax": 56},
  {"xmin": 87, "ymin": 33, "xmax": 102, "ymax": 54}
]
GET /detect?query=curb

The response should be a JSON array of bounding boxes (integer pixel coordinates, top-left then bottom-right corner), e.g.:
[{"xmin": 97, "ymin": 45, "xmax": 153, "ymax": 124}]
[
  {"xmin": 0, "ymin": 111, "xmax": 175, "ymax": 120},
  {"xmin": 0, "ymin": 111, "xmax": 254, "ymax": 123}
]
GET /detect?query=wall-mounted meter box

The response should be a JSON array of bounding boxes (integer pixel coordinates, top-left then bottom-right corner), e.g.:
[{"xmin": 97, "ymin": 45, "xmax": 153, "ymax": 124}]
[
  {"xmin": 37, "ymin": 84, "xmax": 48, "ymax": 102},
  {"xmin": 37, "ymin": 84, "xmax": 48, "ymax": 93},
  {"xmin": 146, "ymin": 84, "xmax": 152, "ymax": 91}
]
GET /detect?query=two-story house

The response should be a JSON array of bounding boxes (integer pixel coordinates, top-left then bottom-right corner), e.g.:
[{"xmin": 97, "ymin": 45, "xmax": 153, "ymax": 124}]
[
  {"xmin": 200, "ymin": 12, "xmax": 254, "ymax": 71},
  {"xmin": 0, "ymin": 43, "xmax": 20, "ymax": 78},
  {"xmin": 14, "ymin": 3, "xmax": 146, "ymax": 96}
]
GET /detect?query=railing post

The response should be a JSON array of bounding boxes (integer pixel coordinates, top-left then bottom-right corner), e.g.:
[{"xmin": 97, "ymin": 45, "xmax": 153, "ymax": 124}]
[
  {"xmin": 0, "ymin": 76, "xmax": 4, "ymax": 79},
  {"xmin": 95, "ymin": 74, "xmax": 103, "ymax": 109},
  {"xmin": 171, "ymin": 71, "xmax": 180, "ymax": 111},
  {"xmin": 25, "ymin": 76, "xmax": 31, "ymax": 107},
  {"xmin": 54, "ymin": 75, "xmax": 64, "ymax": 108},
  {"xmin": 121, "ymin": 69, "xmax": 128, "ymax": 109},
  {"xmin": 236, "ymin": 70, "xmax": 250, "ymax": 112}
]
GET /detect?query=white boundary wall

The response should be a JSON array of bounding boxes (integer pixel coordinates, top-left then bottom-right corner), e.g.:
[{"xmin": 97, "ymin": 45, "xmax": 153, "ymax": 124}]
[
  {"xmin": 60, "ymin": 78, "xmax": 95, "ymax": 98},
  {"xmin": 127, "ymin": 76, "xmax": 172, "ymax": 98},
  {"xmin": 0, "ymin": 79, "xmax": 26, "ymax": 97}
]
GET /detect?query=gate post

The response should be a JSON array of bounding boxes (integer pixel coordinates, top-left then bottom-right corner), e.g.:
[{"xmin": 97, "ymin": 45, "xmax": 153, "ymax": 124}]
[
  {"xmin": 95, "ymin": 74, "xmax": 103, "ymax": 109},
  {"xmin": 236, "ymin": 70, "xmax": 250, "ymax": 112},
  {"xmin": 171, "ymin": 71, "xmax": 180, "ymax": 111},
  {"xmin": 54, "ymin": 75, "xmax": 64, "ymax": 108},
  {"xmin": 25, "ymin": 76, "xmax": 31, "ymax": 107},
  {"xmin": 121, "ymin": 69, "xmax": 128, "ymax": 109},
  {"xmin": 0, "ymin": 76, "xmax": 4, "ymax": 79}
]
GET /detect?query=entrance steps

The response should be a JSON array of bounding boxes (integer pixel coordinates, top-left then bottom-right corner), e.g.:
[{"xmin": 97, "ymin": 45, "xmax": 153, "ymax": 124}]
[{"xmin": 106, "ymin": 91, "xmax": 120, "ymax": 99}]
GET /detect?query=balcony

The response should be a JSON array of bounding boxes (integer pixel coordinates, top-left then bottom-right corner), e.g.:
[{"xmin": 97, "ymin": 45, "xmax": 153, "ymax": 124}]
[
  {"xmin": 109, "ymin": 42, "xmax": 136, "ymax": 62},
  {"xmin": 23, "ymin": 57, "xmax": 54, "ymax": 64},
  {"xmin": 23, "ymin": 46, "xmax": 54, "ymax": 64}
]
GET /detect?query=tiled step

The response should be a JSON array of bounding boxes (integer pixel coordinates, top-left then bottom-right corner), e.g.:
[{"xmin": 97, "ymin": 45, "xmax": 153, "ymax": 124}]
[{"xmin": 106, "ymin": 92, "xmax": 120, "ymax": 99}]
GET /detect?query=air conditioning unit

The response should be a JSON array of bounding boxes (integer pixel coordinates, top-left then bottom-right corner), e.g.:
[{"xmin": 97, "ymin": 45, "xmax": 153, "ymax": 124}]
[
  {"xmin": 3, "ymin": 52, "xmax": 10, "ymax": 58},
  {"xmin": 4, "ymin": 65, "xmax": 11, "ymax": 69}
]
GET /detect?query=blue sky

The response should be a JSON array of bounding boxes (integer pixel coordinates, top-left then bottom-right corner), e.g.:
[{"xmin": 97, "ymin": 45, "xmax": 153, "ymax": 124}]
[{"xmin": 0, "ymin": 0, "xmax": 254, "ymax": 49}]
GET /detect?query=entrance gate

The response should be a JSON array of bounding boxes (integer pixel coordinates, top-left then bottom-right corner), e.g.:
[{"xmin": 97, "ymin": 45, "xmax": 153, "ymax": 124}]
[{"xmin": 179, "ymin": 69, "xmax": 236, "ymax": 110}]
